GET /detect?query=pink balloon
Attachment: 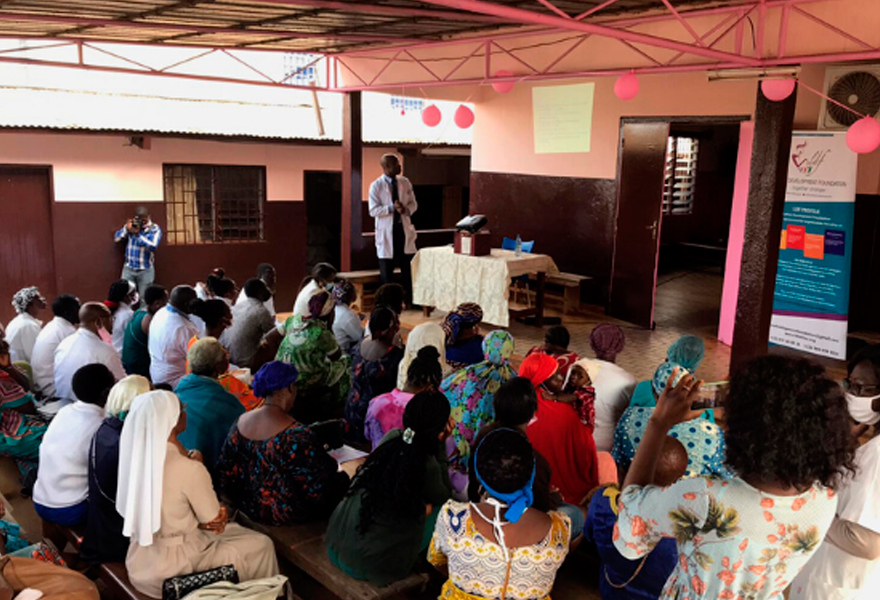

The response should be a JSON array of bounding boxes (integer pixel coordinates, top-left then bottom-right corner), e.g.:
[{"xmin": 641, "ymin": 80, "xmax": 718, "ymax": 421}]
[
  {"xmin": 761, "ymin": 79, "xmax": 796, "ymax": 102},
  {"xmin": 492, "ymin": 70, "xmax": 515, "ymax": 94},
  {"xmin": 454, "ymin": 104, "xmax": 474, "ymax": 129},
  {"xmin": 614, "ymin": 72, "xmax": 639, "ymax": 100},
  {"xmin": 847, "ymin": 116, "xmax": 880, "ymax": 154},
  {"xmin": 421, "ymin": 104, "xmax": 441, "ymax": 127}
]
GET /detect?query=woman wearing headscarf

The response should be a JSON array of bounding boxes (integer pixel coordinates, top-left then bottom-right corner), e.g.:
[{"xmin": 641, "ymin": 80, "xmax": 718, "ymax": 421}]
[
  {"xmin": 440, "ymin": 331, "xmax": 517, "ymax": 480},
  {"xmin": 81, "ymin": 375, "xmax": 151, "ymax": 564},
  {"xmin": 270, "ymin": 290, "xmax": 351, "ymax": 424},
  {"xmin": 630, "ymin": 334, "xmax": 706, "ymax": 410},
  {"xmin": 522, "ymin": 352, "xmax": 599, "ymax": 505},
  {"xmin": 588, "ymin": 324, "xmax": 637, "ymax": 453},
  {"xmin": 396, "ymin": 322, "xmax": 450, "ymax": 391},
  {"xmin": 217, "ymin": 362, "xmax": 350, "ymax": 525},
  {"xmin": 345, "ymin": 307, "xmax": 405, "ymax": 443},
  {"xmin": 441, "ymin": 303, "xmax": 484, "ymax": 370},
  {"xmin": 6, "ymin": 286, "xmax": 47, "ymax": 364},
  {"xmin": 429, "ymin": 428, "xmax": 571, "ymax": 600},
  {"xmin": 331, "ymin": 280, "xmax": 363, "ymax": 353},
  {"xmin": 118, "ymin": 390, "xmax": 279, "ymax": 599}
]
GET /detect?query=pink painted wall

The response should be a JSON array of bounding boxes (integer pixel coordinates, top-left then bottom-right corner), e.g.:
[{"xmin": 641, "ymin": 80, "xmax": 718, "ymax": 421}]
[{"xmin": 0, "ymin": 131, "xmax": 393, "ymax": 201}]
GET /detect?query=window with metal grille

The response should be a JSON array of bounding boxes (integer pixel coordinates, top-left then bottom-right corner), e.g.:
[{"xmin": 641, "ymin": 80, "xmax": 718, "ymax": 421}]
[
  {"xmin": 163, "ymin": 165, "xmax": 265, "ymax": 245},
  {"xmin": 663, "ymin": 136, "xmax": 699, "ymax": 216}
]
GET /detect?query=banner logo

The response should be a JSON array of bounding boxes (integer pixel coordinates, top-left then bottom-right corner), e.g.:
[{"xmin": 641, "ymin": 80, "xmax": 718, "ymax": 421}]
[{"xmin": 791, "ymin": 141, "xmax": 830, "ymax": 176}]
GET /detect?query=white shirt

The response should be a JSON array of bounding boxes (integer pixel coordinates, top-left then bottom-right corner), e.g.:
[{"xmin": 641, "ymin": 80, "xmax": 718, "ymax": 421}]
[
  {"xmin": 235, "ymin": 288, "xmax": 275, "ymax": 318},
  {"xmin": 31, "ymin": 316, "xmax": 77, "ymax": 397},
  {"xmin": 791, "ymin": 436, "xmax": 880, "ymax": 600},
  {"xmin": 112, "ymin": 303, "xmax": 135, "ymax": 356},
  {"xmin": 590, "ymin": 360, "xmax": 637, "ymax": 452},
  {"xmin": 333, "ymin": 304, "xmax": 364, "ymax": 352},
  {"xmin": 54, "ymin": 328, "xmax": 126, "ymax": 402},
  {"xmin": 368, "ymin": 174, "xmax": 418, "ymax": 259},
  {"xmin": 33, "ymin": 401, "xmax": 105, "ymax": 509},
  {"xmin": 294, "ymin": 280, "xmax": 323, "ymax": 317},
  {"xmin": 5, "ymin": 313, "xmax": 42, "ymax": 364},
  {"xmin": 148, "ymin": 306, "xmax": 198, "ymax": 387}
]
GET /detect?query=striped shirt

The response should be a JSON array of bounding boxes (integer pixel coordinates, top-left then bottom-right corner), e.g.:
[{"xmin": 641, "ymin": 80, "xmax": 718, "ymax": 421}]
[{"xmin": 114, "ymin": 222, "xmax": 162, "ymax": 270}]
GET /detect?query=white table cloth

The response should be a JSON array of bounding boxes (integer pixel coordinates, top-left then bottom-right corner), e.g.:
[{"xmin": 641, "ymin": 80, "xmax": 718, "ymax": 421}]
[{"xmin": 411, "ymin": 246, "xmax": 559, "ymax": 327}]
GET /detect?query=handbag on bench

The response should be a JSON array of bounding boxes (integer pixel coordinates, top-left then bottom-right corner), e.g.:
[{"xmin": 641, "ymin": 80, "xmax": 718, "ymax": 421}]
[{"xmin": 161, "ymin": 564, "xmax": 238, "ymax": 600}]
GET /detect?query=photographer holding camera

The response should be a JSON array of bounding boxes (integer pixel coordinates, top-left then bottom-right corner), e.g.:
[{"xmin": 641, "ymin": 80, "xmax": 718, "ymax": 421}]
[{"xmin": 113, "ymin": 206, "xmax": 162, "ymax": 300}]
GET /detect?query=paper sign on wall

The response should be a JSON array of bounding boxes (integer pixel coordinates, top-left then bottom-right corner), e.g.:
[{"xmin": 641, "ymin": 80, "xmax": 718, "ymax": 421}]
[{"xmin": 532, "ymin": 83, "xmax": 594, "ymax": 154}]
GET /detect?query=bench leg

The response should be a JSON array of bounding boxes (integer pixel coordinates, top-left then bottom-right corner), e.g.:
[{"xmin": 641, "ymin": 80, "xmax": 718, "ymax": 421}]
[
  {"xmin": 563, "ymin": 285, "xmax": 580, "ymax": 315},
  {"xmin": 422, "ymin": 305, "xmax": 434, "ymax": 318}
]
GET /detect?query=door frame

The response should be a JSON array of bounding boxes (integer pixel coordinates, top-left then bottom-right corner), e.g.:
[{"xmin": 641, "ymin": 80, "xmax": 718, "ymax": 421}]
[{"xmin": 609, "ymin": 116, "xmax": 750, "ymax": 328}]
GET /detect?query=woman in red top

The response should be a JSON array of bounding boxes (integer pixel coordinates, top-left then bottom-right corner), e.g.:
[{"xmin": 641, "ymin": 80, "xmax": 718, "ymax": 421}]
[{"xmin": 521, "ymin": 352, "xmax": 599, "ymax": 506}]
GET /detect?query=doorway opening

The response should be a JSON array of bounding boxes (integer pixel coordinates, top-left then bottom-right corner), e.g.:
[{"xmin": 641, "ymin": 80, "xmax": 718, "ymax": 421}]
[
  {"xmin": 609, "ymin": 117, "xmax": 746, "ymax": 337},
  {"xmin": 304, "ymin": 171, "xmax": 342, "ymax": 271}
]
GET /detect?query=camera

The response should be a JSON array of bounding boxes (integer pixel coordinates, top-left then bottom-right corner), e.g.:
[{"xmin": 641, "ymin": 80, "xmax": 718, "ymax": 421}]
[{"xmin": 131, "ymin": 215, "xmax": 144, "ymax": 231}]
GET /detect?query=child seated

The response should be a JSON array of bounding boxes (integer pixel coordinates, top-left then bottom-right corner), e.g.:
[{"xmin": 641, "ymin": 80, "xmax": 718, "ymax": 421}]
[
  {"xmin": 549, "ymin": 358, "xmax": 600, "ymax": 430},
  {"xmin": 584, "ymin": 436, "xmax": 688, "ymax": 600}
]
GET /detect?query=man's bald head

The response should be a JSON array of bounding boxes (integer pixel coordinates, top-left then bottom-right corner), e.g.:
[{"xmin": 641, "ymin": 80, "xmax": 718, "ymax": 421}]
[
  {"xmin": 80, "ymin": 302, "xmax": 113, "ymax": 334},
  {"xmin": 654, "ymin": 437, "xmax": 689, "ymax": 488},
  {"xmin": 170, "ymin": 285, "xmax": 197, "ymax": 314},
  {"xmin": 380, "ymin": 153, "xmax": 402, "ymax": 178}
]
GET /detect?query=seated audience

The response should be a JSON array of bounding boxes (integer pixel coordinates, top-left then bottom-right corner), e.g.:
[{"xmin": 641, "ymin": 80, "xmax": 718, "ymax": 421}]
[
  {"xmin": 613, "ymin": 357, "xmax": 857, "ymax": 600},
  {"xmin": 81, "ymin": 374, "xmax": 151, "ymax": 564},
  {"xmin": 791, "ymin": 344, "xmax": 880, "ymax": 600},
  {"xmin": 468, "ymin": 377, "xmax": 586, "ymax": 538},
  {"xmin": 188, "ymin": 298, "xmax": 233, "ymax": 345},
  {"xmin": 441, "ymin": 303, "xmax": 484, "ymax": 370},
  {"xmin": 106, "ymin": 279, "xmax": 138, "ymax": 356},
  {"xmin": 196, "ymin": 268, "xmax": 237, "ymax": 306},
  {"xmin": 54, "ymin": 303, "xmax": 125, "ymax": 401},
  {"xmin": 6, "ymin": 286, "xmax": 47, "ymax": 364},
  {"xmin": 366, "ymin": 346, "xmax": 443, "ymax": 449},
  {"xmin": 235, "ymin": 263, "xmax": 276, "ymax": 317},
  {"xmin": 396, "ymin": 321, "xmax": 450, "ymax": 391},
  {"xmin": 217, "ymin": 361, "xmax": 349, "ymax": 525},
  {"xmin": 632, "ymin": 360, "xmax": 716, "ymax": 422},
  {"xmin": 122, "ymin": 284, "xmax": 167, "ymax": 377},
  {"xmin": 294, "ymin": 262, "xmax": 337, "ymax": 317},
  {"xmin": 332, "ymin": 280, "xmax": 363, "ymax": 353},
  {"xmin": 0, "ymin": 334, "xmax": 47, "ymax": 479},
  {"xmin": 527, "ymin": 325, "xmax": 580, "ymax": 371},
  {"xmin": 117, "ymin": 390, "xmax": 279, "ymax": 598},
  {"xmin": 553, "ymin": 357, "xmax": 601, "ymax": 431},
  {"xmin": 222, "ymin": 278, "xmax": 275, "ymax": 369},
  {"xmin": 34, "ymin": 364, "xmax": 115, "ymax": 526},
  {"xmin": 585, "ymin": 436, "xmax": 688, "ymax": 600},
  {"xmin": 148, "ymin": 285, "xmax": 199, "ymax": 387},
  {"xmin": 176, "ymin": 337, "xmax": 244, "ymax": 471},
  {"xmin": 430, "ymin": 428, "xmax": 571, "ymax": 600},
  {"xmin": 522, "ymin": 352, "xmax": 599, "ymax": 505},
  {"xmin": 630, "ymin": 335, "xmax": 706, "ymax": 411},
  {"xmin": 588, "ymin": 323, "xmax": 637, "ymax": 453},
  {"xmin": 366, "ymin": 282, "xmax": 407, "ymax": 344},
  {"xmin": 327, "ymin": 390, "xmax": 453, "ymax": 585},
  {"xmin": 440, "ymin": 330, "xmax": 517, "ymax": 479},
  {"xmin": 31, "ymin": 294, "xmax": 80, "ymax": 399},
  {"xmin": 270, "ymin": 290, "xmax": 351, "ymax": 424},
  {"xmin": 346, "ymin": 307, "xmax": 404, "ymax": 443}
]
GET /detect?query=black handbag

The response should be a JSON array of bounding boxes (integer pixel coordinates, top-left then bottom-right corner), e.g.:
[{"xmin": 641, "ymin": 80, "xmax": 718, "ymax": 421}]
[{"xmin": 161, "ymin": 565, "xmax": 239, "ymax": 600}]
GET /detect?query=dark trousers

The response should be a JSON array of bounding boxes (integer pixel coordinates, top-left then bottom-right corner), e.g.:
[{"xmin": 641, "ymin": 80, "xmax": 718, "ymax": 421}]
[{"xmin": 379, "ymin": 221, "xmax": 413, "ymax": 304}]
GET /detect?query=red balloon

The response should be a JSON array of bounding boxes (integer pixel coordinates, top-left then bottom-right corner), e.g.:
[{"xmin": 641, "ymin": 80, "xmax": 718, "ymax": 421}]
[
  {"xmin": 761, "ymin": 79, "xmax": 796, "ymax": 102},
  {"xmin": 847, "ymin": 116, "xmax": 880, "ymax": 154},
  {"xmin": 421, "ymin": 104, "xmax": 442, "ymax": 127},
  {"xmin": 454, "ymin": 104, "xmax": 474, "ymax": 129},
  {"xmin": 614, "ymin": 72, "xmax": 639, "ymax": 100},
  {"xmin": 492, "ymin": 70, "xmax": 515, "ymax": 94}
]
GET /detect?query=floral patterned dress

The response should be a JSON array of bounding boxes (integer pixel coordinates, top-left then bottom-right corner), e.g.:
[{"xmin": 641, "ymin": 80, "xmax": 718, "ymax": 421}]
[
  {"xmin": 429, "ymin": 500, "xmax": 571, "ymax": 600},
  {"xmin": 614, "ymin": 476, "xmax": 838, "ymax": 600}
]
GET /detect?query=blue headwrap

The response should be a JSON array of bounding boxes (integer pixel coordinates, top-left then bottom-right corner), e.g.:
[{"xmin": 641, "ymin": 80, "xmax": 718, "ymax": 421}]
[
  {"xmin": 472, "ymin": 429, "xmax": 535, "ymax": 523},
  {"xmin": 667, "ymin": 335, "xmax": 705, "ymax": 371},
  {"xmin": 252, "ymin": 361, "xmax": 299, "ymax": 399},
  {"xmin": 652, "ymin": 361, "xmax": 690, "ymax": 397}
]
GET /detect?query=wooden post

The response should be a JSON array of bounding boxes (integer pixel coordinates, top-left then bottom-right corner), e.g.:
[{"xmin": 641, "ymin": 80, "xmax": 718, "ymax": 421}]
[
  {"xmin": 729, "ymin": 85, "xmax": 797, "ymax": 375},
  {"xmin": 341, "ymin": 91, "xmax": 362, "ymax": 271}
]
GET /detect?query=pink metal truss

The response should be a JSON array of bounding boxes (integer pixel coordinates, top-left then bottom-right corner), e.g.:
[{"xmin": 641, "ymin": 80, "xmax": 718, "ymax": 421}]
[{"xmin": 330, "ymin": 0, "xmax": 880, "ymax": 91}]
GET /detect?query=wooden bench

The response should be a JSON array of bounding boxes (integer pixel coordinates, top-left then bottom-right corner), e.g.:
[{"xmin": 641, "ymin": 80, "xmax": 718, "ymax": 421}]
[
  {"xmin": 337, "ymin": 269, "xmax": 398, "ymax": 313},
  {"xmin": 525, "ymin": 272, "xmax": 592, "ymax": 315},
  {"xmin": 236, "ymin": 512, "xmax": 428, "ymax": 600}
]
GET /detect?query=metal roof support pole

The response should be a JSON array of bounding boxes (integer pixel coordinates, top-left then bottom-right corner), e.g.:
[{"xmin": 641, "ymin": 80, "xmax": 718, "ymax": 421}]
[{"xmin": 341, "ymin": 91, "xmax": 363, "ymax": 272}]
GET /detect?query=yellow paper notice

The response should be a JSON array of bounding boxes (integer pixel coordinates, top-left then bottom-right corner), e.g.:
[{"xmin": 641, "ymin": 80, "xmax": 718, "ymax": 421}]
[{"xmin": 532, "ymin": 83, "xmax": 594, "ymax": 154}]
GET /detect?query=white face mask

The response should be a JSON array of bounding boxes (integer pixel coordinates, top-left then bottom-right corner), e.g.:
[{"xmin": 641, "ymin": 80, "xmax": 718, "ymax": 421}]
[
  {"xmin": 130, "ymin": 292, "xmax": 140, "ymax": 306},
  {"xmin": 845, "ymin": 392, "xmax": 880, "ymax": 426}
]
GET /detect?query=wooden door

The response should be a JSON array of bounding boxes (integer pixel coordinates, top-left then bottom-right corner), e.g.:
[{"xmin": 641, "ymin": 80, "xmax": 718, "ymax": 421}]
[
  {"xmin": 609, "ymin": 123, "xmax": 669, "ymax": 328},
  {"xmin": 0, "ymin": 167, "xmax": 55, "ymax": 325}
]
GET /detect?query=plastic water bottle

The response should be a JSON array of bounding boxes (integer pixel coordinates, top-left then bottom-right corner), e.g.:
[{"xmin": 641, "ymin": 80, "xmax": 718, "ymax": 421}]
[{"xmin": 515, "ymin": 234, "xmax": 522, "ymax": 257}]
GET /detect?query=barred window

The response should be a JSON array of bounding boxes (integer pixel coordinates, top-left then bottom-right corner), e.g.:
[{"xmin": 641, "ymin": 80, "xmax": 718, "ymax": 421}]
[{"xmin": 163, "ymin": 165, "xmax": 265, "ymax": 245}]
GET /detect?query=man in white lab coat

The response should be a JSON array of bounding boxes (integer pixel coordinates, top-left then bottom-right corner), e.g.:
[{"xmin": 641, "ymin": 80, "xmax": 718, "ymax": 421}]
[{"xmin": 368, "ymin": 153, "xmax": 418, "ymax": 302}]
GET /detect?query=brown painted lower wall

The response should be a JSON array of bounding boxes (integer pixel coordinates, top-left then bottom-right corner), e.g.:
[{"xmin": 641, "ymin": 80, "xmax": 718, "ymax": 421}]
[
  {"xmin": 52, "ymin": 201, "xmax": 307, "ymax": 311},
  {"xmin": 470, "ymin": 170, "xmax": 617, "ymax": 301}
]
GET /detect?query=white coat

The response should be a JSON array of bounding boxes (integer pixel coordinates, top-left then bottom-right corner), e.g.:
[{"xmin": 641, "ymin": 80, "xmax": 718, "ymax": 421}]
[{"xmin": 368, "ymin": 175, "xmax": 418, "ymax": 260}]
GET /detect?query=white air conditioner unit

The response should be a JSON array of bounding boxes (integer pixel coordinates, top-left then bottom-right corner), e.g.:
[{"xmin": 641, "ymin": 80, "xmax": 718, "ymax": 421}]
[{"xmin": 818, "ymin": 65, "xmax": 880, "ymax": 130}]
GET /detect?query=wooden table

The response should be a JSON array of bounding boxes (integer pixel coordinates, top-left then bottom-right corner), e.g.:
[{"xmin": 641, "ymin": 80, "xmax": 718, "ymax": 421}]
[{"xmin": 411, "ymin": 247, "xmax": 559, "ymax": 328}]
